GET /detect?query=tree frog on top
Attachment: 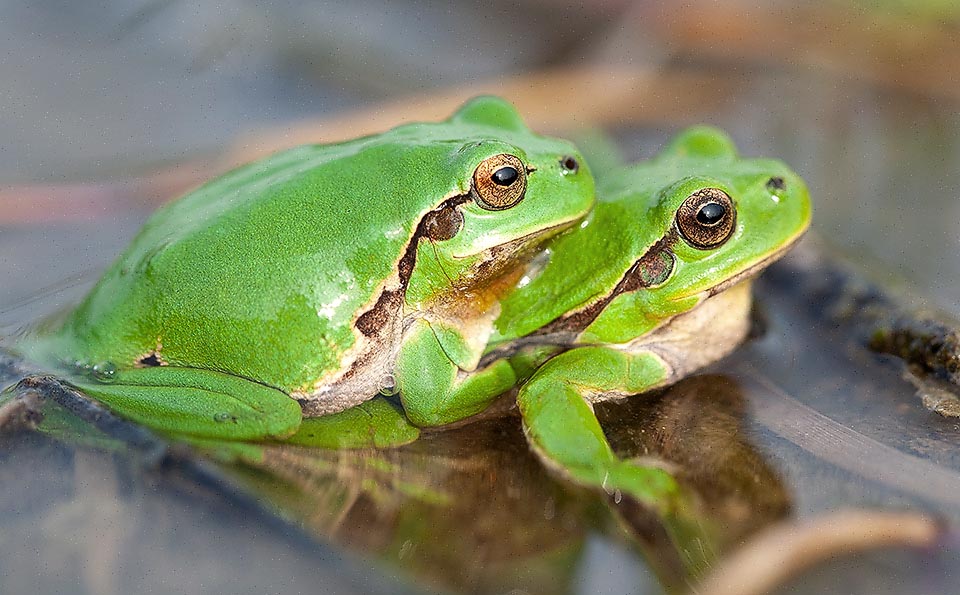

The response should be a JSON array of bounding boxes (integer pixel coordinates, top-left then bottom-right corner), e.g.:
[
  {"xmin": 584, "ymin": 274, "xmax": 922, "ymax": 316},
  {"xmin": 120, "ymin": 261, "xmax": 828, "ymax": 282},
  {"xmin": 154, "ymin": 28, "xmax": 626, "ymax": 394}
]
[
  {"xmin": 16, "ymin": 97, "xmax": 595, "ymax": 441},
  {"xmin": 485, "ymin": 126, "xmax": 811, "ymax": 515}
]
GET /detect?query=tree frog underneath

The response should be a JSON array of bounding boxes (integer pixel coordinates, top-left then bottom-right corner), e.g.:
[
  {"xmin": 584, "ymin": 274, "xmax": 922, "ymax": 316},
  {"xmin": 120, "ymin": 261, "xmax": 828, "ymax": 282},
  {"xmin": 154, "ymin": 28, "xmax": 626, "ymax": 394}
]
[
  {"xmin": 485, "ymin": 126, "xmax": 811, "ymax": 515},
  {"xmin": 15, "ymin": 97, "xmax": 595, "ymax": 441}
]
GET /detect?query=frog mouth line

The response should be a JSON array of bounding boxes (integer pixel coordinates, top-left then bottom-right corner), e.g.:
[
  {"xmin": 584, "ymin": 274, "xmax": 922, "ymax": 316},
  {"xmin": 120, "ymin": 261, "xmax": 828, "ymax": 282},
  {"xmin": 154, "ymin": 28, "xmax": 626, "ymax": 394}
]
[
  {"xmin": 450, "ymin": 217, "xmax": 582, "ymax": 295},
  {"xmin": 451, "ymin": 214, "xmax": 586, "ymax": 262},
  {"xmin": 353, "ymin": 199, "xmax": 590, "ymax": 338},
  {"xmin": 700, "ymin": 229, "xmax": 808, "ymax": 300}
]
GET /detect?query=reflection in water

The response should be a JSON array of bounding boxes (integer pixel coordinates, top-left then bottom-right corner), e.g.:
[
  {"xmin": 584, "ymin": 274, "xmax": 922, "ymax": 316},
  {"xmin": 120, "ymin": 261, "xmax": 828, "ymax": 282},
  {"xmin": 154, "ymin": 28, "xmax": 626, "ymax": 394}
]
[
  {"xmin": 207, "ymin": 373, "xmax": 791, "ymax": 594},
  {"xmin": 0, "ymin": 426, "xmax": 388, "ymax": 595},
  {"xmin": 598, "ymin": 375, "xmax": 791, "ymax": 551},
  {"xmin": 2, "ymin": 364, "xmax": 791, "ymax": 594},
  {"xmin": 226, "ymin": 416, "xmax": 590, "ymax": 595}
]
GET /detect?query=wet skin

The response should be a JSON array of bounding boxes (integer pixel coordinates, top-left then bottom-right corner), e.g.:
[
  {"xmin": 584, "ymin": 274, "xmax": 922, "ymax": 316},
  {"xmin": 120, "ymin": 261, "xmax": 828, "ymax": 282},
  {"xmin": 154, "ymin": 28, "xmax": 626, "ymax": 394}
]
[
  {"xmin": 488, "ymin": 127, "xmax": 811, "ymax": 538},
  {"xmin": 294, "ymin": 126, "xmax": 811, "ymax": 505},
  {"xmin": 8, "ymin": 124, "xmax": 809, "ymax": 579},
  {"xmin": 15, "ymin": 97, "xmax": 595, "ymax": 441},
  {"xmin": 13, "ymin": 121, "xmax": 811, "ymax": 529}
]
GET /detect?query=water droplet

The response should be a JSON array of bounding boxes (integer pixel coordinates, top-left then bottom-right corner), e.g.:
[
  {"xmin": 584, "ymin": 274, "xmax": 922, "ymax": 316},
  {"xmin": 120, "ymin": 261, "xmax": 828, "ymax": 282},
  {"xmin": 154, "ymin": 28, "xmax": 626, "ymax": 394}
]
[
  {"xmin": 214, "ymin": 412, "xmax": 235, "ymax": 423},
  {"xmin": 614, "ymin": 489, "xmax": 622, "ymax": 504},
  {"xmin": 378, "ymin": 374, "xmax": 398, "ymax": 396},
  {"xmin": 601, "ymin": 472, "xmax": 613, "ymax": 495},
  {"xmin": 543, "ymin": 497, "xmax": 556, "ymax": 520},
  {"xmin": 92, "ymin": 361, "xmax": 117, "ymax": 382},
  {"xmin": 71, "ymin": 360, "xmax": 92, "ymax": 373}
]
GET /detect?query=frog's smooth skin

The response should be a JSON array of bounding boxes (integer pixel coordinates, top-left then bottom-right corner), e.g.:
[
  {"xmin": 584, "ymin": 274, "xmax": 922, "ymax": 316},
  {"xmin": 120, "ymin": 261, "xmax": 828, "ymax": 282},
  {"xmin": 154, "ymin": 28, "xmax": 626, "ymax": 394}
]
[
  {"xmin": 490, "ymin": 126, "xmax": 811, "ymax": 518},
  {"xmin": 214, "ymin": 126, "xmax": 810, "ymax": 575},
  {"xmin": 302, "ymin": 126, "xmax": 811, "ymax": 468},
  {"xmin": 19, "ymin": 97, "xmax": 594, "ymax": 441}
]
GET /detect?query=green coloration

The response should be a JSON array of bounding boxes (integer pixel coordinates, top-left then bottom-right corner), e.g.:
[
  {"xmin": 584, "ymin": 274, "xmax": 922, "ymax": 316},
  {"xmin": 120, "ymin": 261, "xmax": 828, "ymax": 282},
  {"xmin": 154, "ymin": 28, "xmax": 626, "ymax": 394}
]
[
  {"xmin": 17, "ymin": 96, "xmax": 594, "ymax": 441},
  {"xmin": 506, "ymin": 344, "xmax": 563, "ymax": 383},
  {"xmin": 517, "ymin": 348, "xmax": 671, "ymax": 493},
  {"xmin": 493, "ymin": 126, "xmax": 811, "ymax": 574},
  {"xmin": 15, "ymin": 121, "xmax": 810, "ymax": 569},
  {"xmin": 184, "ymin": 437, "xmax": 271, "ymax": 465},
  {"xmin": 395, "ymin": 319, "xmax": 518, "ymax": 426},
  {"xmin": 282, "ymin": 397, "xmax": 420, "ymax": 449},
  {"xmin": 492, "ymin": 126, "xmax": 811, "ymax": 344},
  {"xmin": 568, "ymin": 128, "xmax": 627, "ymax": 179},
  {"xmin": 68, "ymin": 367, "xmax": 302, "ymax": 441},
  {"xmin": 288, "ymin": 125, "xmax": 810, "ymax": 543}
]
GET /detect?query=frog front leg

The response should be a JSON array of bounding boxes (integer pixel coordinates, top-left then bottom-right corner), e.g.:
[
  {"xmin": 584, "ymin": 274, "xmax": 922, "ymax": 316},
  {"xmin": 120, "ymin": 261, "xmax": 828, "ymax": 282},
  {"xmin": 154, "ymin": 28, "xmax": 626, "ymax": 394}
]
[
  {"xmin": 517, "ymin": 346, "xmax": 674, "ymax": 498},
  {"xmin": 394, "ymin": 318, "xmax": 519, "ymax": 427},
  {"xmin": 517, "ymin": 346, "xmax": 717, "ymax": 575},
  {"xmin": 286, "ymin": 319, "xmax": 534, "ymax": 448}
]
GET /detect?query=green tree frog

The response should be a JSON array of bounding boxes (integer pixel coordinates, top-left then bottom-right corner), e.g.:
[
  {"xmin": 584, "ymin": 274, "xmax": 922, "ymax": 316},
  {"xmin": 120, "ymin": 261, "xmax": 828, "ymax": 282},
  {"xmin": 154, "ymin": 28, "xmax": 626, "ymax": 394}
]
[
  {"xmin": 204, "ymin": 125, "xmax": 811, "ymax": 575},
  {"xmin": 290, "ymin": 126, "xmax": 811, "ymax": 482},
  {"xmin": 16, "ymin": 97, "xmax": 595, "ymax": 441},
  {"xmin": 487, "ymin": 126, "xmax": 811, "ymax": 516}
]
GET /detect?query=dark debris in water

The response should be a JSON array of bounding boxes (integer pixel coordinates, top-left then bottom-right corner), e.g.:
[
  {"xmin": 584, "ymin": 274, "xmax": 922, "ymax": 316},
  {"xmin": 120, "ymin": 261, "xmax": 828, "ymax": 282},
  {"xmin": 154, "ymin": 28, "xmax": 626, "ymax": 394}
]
[{"xmin": 763, "ymin": 237, "xmax": 960, "ymax": 417}]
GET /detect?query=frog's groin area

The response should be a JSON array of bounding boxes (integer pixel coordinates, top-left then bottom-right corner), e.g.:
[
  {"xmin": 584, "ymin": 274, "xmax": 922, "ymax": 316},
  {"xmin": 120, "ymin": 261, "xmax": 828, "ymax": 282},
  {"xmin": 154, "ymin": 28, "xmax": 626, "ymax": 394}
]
[{"xmin": 3, "ymin": 4, "xmax": 960, "ymax": 593}]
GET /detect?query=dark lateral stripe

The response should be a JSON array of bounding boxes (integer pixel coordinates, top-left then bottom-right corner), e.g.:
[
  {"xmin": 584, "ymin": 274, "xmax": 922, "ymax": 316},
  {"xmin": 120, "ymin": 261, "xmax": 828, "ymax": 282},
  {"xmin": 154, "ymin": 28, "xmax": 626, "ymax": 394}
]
[
  {"xmin": 355, "ymin": 194, "xmax": 470, "ymax": 337},
  {"xmin": 533, "ymin": 230, "xmax": 678, "ymax": 336}
]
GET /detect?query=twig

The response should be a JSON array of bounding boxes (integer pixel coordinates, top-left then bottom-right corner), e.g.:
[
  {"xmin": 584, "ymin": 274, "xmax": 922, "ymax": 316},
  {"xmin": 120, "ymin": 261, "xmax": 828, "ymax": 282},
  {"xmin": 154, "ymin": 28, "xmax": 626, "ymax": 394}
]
[{"xmin": 698, "ymin": 510, "xmax": 943, "ymax": 595}]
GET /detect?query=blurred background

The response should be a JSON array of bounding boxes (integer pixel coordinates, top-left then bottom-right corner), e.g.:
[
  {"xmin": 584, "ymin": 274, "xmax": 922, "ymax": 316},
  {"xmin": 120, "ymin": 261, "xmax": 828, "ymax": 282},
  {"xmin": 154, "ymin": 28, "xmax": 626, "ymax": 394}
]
[
  {"xmin": 3, "ymin": 2, "xmax": 960, "ymax": 594},
  {"xmin": 2, "ymin": 0, "xmax": 959, "ymax": 320}
]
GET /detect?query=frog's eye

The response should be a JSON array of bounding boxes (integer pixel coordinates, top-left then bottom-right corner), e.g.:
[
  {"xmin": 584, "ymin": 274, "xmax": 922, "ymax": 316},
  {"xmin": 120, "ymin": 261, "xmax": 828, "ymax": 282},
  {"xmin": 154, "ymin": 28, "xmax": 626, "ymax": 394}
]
[
  {"xmin": 676, "ymin": 188, "xmax": 736, "ymax": 249},
  {"xmin": 472, "ymin": 153, "xmax": 527, "ymax": 210}
]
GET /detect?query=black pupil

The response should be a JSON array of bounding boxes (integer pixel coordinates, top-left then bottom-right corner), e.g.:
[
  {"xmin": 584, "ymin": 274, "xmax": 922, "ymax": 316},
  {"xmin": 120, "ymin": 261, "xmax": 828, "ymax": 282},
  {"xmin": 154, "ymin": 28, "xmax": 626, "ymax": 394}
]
[
  {"xmin": 491, "ymin": 166, "xmax": 519, "ymax": 186},
  {"xmin": 696, "ymin": 202, "xmax": 725, "ymax": 225}
]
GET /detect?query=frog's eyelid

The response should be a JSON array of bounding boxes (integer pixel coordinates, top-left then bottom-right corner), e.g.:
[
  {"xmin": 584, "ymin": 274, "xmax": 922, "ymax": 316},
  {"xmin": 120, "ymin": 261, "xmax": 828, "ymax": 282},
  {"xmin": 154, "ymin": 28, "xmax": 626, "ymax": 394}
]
[{"xmin": 456, "ymin": 140, "xmax": 486, "ymax": 153}]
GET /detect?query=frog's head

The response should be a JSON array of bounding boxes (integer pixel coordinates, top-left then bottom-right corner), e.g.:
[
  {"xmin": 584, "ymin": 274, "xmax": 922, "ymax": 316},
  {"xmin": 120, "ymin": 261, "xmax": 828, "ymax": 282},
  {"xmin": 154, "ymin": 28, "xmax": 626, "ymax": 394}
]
[
  {"xmin": 437, "ymin": 96, "xmax": 594, "ymax": 256},
  {"xmin": 629, "ymin": 127, "xmax": 812, "ymax": 311},
  {"xmin": 401, "ymin": 96, "xmax": 595, "ymax": 305}
]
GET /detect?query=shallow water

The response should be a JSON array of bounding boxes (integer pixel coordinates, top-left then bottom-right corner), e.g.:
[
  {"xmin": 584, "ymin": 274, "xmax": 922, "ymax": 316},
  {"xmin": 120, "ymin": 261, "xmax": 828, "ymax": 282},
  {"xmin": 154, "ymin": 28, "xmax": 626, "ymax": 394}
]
[
  {"xmin": 3, "ymin": 61, "xmax": 960, "ymax": 595},
  {"xmin": 4, "ymin": 257, "xmax": 959, "ymax": 594}
]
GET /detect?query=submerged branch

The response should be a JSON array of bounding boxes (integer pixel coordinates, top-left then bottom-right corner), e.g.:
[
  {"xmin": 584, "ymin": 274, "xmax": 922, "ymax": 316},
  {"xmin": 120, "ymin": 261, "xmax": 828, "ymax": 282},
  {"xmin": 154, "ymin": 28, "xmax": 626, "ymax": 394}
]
[{"xmin": 763, "ymin": 236, "xmax": 960, "ymax": 415}]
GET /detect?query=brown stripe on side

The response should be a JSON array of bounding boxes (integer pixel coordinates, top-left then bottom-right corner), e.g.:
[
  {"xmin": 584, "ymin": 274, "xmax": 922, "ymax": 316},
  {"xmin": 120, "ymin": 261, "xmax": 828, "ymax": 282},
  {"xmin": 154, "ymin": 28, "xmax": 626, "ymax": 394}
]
[
  {"xmin": 533, "ymin": 230, "xmax": 679, "ymax": 336},
  {"xmin": 354, "ymin": 194, "xmax": 471, "ymax": 337}
]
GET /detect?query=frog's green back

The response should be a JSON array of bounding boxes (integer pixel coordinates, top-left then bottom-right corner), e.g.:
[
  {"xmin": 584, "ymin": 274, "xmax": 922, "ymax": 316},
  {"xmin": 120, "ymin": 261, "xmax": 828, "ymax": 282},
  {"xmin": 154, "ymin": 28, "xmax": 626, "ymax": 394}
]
[{"xmin": 32, "ymin": 98, "xmax": 592, "ymax": 394}]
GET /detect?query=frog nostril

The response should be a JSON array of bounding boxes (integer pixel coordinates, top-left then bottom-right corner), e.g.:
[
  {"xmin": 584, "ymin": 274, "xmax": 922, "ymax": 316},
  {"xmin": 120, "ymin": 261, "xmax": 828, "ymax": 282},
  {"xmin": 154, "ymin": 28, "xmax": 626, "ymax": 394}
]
[
  {"xmin": 766, "ymin": 176, "xmax": 786, "ymax": 191},
  {"xmin": 560, "ymin": 156, "xmax": 579, "ymax": 174}
]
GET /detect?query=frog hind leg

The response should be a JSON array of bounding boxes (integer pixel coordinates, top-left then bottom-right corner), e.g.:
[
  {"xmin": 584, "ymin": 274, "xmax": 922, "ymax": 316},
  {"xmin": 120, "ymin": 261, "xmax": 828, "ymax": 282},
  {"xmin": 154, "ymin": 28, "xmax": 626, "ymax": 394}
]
[
  {"xmin": 70, "ymin": 366, "xmax": 303, "ymax": 442},
  {"xmin": 393, "ymin": 318, "xmax": 520, "ymax": 427},
  {"xmin": 280, "ymin": 397, "xmax": 420, "ymax": 449},
  {"xmin": 517, "ymin": 346, "xmax": 718, "ymax": 578}
]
